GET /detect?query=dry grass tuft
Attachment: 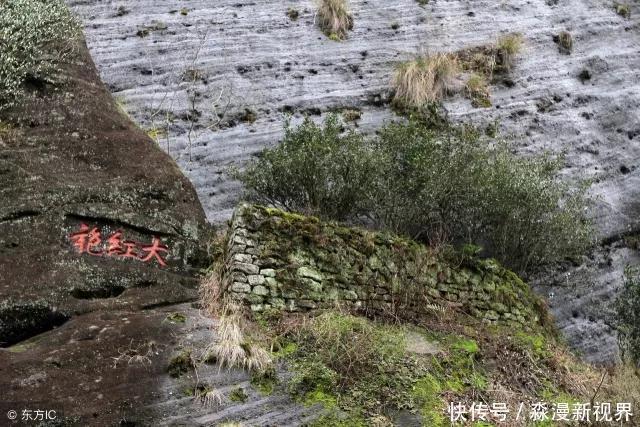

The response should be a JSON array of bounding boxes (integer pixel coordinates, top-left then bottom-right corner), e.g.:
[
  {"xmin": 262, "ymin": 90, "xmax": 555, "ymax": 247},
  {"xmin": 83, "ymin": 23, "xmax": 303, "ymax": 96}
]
[
  {"xmin": 208, "ymin": 302, "xmax": 246, "ymax": 368},
  {"xmin": 557, "ymin": 31, "xmax": 573, "ymax": 54},
  {"xmin": 111, "ymin": 340, "xmax": 156, "ymax": 368},
  {"xmin": 317, "ymin": 0, "xmax": 353, "ymax": 40},
  {"xmin": 605, "ymin": 362, "xmax": 640, "ymax": 412},
  {"xmin": 616, "ymin": 2, "xmax": 631, "ymax": 18},
  {"xmin": 196, "ymin": 387, "xmax": 224, "ymax": 407},
  {"xmin": 392, "ymin": 53, "xmax": 459, "ymax": 109},
  {"xmin": 243, "ymin": 343, "xmax": 273, "ymax": 373},
  {"xmin": 204, "ymin": 298, "xmax": 273, "ymax": 373},
  {"xmin": 199, "ymin": 232, "xmax": 230, "ymax": 316},
  {"xmin": 495, "ymin": 33, "xmax": 523, "ymax": 72},
  {"xmin": 200, "ymin": 264, "xmax": 226, "ymax": 316},
  {"xmin": 465, "ymin": 74, "xmax": 491, "ymax": 108}
]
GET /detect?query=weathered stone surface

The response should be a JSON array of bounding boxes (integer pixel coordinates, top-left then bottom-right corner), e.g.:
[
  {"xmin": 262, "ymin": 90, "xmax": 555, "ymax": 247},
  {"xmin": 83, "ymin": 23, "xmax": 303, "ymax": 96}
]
[
  {"xmin": 297, "ymin": 266, "xmax": 324, "ymax": 282},
  {"xmin": 232, "ymin": 253, "xmax": 253, "ymax": 264},
  {"xmin": 232, "ymin": 262, "xmax": 260, "ymax": 275},
  {"xmin": 227, "ymin": 205, "xmax": 546, "ymax": 329},
  {"xmin": 260, "ymin": 268, "xmax": 276, "ymax": 277},
  {"xmin": 0, "ymin": 38, "xmax": 213, "ymax": 423},
  {"xmin": 231, "ymin": 282, "xmax": 251, "ymax": 293},
  {"xmin": 252, "ymin": 285, "xmax": 269, "ymax": 296},
  {"xmin": 248, "ymin": 274, "xmax": 266, "ymax": 286}
]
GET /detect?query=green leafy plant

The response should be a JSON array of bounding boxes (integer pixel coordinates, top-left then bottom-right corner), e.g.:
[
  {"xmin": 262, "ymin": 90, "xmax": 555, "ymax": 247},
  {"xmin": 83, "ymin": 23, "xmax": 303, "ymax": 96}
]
[
  {"xmin": 368, "ymin": 118, "xmax": 592, "ymax": 272},
  {"xmin": 239, "ymin": 115, "xmax": 592, "ymax": 272},
  {"xmin": 237, "ymin": 115, "xmax": 375, "ymax": 221},
  {"xmin": 0, "ymin": 0, "xmax": 80, "ymax": 109}
]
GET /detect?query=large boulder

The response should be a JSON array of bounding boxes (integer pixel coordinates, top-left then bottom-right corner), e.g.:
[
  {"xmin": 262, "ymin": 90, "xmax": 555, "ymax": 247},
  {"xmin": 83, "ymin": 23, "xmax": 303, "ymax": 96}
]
[{"xmin": 0, "ymin": 37, "xmax": 213, "ymax": 423}]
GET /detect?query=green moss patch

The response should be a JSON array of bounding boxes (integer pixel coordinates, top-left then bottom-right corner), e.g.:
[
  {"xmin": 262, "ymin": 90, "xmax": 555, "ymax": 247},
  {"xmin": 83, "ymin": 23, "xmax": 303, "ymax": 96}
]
[
  {"xmin": 167, "ymin": 349, "xmax": 194, "ymax": 378},
  {"xmin": 229, "ymin": 387, "xmax": 248, "ymax": 403}
]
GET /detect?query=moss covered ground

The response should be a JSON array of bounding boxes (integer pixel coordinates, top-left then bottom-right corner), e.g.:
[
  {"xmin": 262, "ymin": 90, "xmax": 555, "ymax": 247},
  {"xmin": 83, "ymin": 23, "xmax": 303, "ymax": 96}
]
[{"xmin": 240, "ymin": 308, "xmax": 635, "ymax": 426}]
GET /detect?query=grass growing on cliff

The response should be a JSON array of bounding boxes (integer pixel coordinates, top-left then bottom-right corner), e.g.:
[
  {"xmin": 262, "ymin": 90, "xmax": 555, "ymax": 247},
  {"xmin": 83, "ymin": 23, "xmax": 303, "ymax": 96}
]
[
  {"xmin": 495, "ymin": 33, "xmax": 523, "ymax": 72},
  {"xmin": 616, "ymin": 268, "xmax": 640, "ymax": 364},
  {"xmin": 317, "ymin": 0, "xmax": 353, "ymax": 40},
  {"xmin": 465, "ymin": 74, "xmax": 491, "ymax": 107},
  {"xmin": 392, "ymin": 54, "xmax": 459, "ymax": 109},
  {"xmin": 238, "ymin": 114, "xmax": 592, "ymax": 273},
  {"xmin": 616, "ymin": 2, "xmax": 631, "ymax": 18},
  {"xmin": 556, "ymin": 31, "xmax": 573, "ymax": 54},
  {"xmin": 0, "ymin": 0, "xmax": 80, "ymax": 109}
]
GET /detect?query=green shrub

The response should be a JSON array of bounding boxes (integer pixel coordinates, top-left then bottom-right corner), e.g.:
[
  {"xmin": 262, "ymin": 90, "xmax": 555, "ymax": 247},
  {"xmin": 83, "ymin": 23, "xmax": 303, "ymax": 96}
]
[
  {"xmin": 616, "ymin": 268, "xmax": 640, "ymax": 364},
  {"xmin": 0, "ymin": 0, "xmax": 80, "ymax": 109},
  {"xmin": 239, "ymin": 114, "xmax": 592, "ymax": 272},
  {"xmin": 370, "ymin": 118, "xmax": 592, "ymax": 271},
  {"xmin": 237, "ymin": 115, "xmax": 375, "ymax": 221}
]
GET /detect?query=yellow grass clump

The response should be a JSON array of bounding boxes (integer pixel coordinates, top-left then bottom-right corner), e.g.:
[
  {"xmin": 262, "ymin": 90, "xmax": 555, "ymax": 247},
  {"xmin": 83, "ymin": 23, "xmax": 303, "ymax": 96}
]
[
  {"xmin": 495, "ymin": 33, "xmax": 523, "ymax": 71},
  {"xmin": 392, "ymin": 53, "xmax": 459, "ymax": 109},
  {"xmin": 465, "ymin": 73, "xmax": 491, "ymax": 108},
  {"xmin": 317, "ymin": 0, "xmax": 353, "ymax": 40}
]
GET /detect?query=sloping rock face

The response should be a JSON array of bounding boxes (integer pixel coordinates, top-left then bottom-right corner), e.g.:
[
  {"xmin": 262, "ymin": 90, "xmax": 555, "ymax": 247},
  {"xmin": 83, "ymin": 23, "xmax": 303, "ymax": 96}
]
[
  {"xmin": 0, "ymin": 42, "xmax": 210, "ymax": 346},
  {"xmin": 66, "ymin": 0, "xmax": 640, "ymax": 363},
  {"xmin": 1, "ymin": 37, "xmax": 315, "ymax": 426},
  {"xmin": 0, "ymin": 39, "xmax": 218, "ymax": 423}
]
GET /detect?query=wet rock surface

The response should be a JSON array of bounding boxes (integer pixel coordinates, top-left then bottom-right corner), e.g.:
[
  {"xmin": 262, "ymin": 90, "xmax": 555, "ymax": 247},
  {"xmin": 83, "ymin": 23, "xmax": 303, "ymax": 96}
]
[
  {"xmin": 0, "ymin": 36, "xmax": 318, "ymax": 424},
  {"xmin": 0, "ymin": 303, "xmax": 317, "ymax": 426},
  {"xmin": 66, "ymin": 0, "xmax": 640, "ymax": 363},
  {"xmin": 0, "ymin": 40, "xmax": 211, "ymax": 346}
]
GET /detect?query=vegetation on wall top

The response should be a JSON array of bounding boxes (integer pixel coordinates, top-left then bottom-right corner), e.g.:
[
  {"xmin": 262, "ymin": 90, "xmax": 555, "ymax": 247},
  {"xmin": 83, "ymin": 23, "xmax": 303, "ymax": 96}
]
[{"xmin": 237, "ymin": 113, "xmax": 593, "ymax": 273}]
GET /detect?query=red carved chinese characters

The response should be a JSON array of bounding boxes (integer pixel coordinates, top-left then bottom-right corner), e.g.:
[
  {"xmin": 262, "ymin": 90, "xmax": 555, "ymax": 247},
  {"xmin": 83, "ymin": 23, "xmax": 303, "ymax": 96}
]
[
  {"xmin": 70, "ymin": 223, "xmax": 103, "ymax": 256},
  {"xmin": 140, "ymin": 237, "xmax": 168, "ymax": 267},
  {"xmin": 69, "ymin": 224, "xmax": 169, "ymax": 267},
  {"xmin": 121, "ymin": 241, "xmax": 139, "ymax": 259},
  {"xmin": 106, "ymin": 231, "xmax": 123, "ymax": 256}
]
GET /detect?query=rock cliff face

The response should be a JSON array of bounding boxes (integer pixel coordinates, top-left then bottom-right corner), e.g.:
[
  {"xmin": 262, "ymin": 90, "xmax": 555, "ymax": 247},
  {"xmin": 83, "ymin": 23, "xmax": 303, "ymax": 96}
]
[
  {"xmin": 0, "ymin": 39, "xmax": 219, "ymax": 423},
  {"xmin": 66, "ymin": 0, "xmax": 640, "ymax": 362}
]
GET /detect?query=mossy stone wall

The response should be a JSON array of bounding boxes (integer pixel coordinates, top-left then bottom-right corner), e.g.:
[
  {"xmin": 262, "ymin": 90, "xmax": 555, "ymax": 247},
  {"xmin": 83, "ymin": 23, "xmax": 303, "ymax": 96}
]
[{"xmin": 225, "ymin": 204, "xmax": 545, "ymax": 327}]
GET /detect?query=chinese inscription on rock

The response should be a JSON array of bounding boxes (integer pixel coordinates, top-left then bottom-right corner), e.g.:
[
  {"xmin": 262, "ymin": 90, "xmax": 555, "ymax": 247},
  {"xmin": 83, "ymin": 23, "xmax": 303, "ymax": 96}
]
[{"xmin": 69, "ymin": 223, "xmax": 168, "ymax": 266}]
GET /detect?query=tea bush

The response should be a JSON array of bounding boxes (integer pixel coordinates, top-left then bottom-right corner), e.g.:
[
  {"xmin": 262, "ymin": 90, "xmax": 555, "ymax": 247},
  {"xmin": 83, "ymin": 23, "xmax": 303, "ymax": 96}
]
[
  {"xmin": 238, "ymin": 114, "xmax": 592, "ymax": 272},
  {"xmin": 237, "ymin": 115, "xmax": 375, "ymax": 221},
  {"xmin": 0, "ymin": 0, "xmax": 80, "ymax": 109}
]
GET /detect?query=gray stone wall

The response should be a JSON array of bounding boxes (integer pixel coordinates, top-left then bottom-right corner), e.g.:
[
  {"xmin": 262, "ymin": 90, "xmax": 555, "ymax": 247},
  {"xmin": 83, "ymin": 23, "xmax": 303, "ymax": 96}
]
[{"xmin": 225, "ymin": 204, "xmax": 546, "ymax": 328}]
